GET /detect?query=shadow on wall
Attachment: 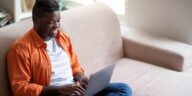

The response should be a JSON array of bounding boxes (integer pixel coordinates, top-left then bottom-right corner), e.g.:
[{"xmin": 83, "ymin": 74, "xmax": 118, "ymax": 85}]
[{"xmin": 125, "ymin": 0, "xmax": 192, "ymax": 45}]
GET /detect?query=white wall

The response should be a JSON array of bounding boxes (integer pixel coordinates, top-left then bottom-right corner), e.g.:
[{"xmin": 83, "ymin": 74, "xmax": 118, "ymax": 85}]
[
  {"xmin": 125, "ymin": 0, "xmax": 192, "ymax": 44},
  {"xmin": 0, "ymin": 0, "xmax": 14, "ymax": 16}
]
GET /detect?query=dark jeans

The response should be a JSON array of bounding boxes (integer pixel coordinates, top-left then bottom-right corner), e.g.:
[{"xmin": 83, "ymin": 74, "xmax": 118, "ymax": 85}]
[{"xmin": 94, "ymin": 83, "xmax": 132, "ymax": 96}]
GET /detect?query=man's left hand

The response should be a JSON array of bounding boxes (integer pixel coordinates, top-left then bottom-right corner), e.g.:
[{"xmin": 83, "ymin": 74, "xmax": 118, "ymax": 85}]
[{"xmin": 74, "ymin": 72, "xmax": 88, "ymax": 89}]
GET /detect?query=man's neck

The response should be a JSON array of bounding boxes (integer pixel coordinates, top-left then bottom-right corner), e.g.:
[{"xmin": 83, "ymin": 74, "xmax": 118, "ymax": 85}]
[{"xmin": 35, "ymin": 28, "xmax": 53, "ymax": 41}]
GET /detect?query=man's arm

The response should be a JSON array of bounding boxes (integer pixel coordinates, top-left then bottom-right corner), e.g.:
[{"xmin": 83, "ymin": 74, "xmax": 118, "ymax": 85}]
[
  {"xmin": 65, "ymin": 36, "xmax": 88, "ymax": 89},
  {"xmin": 39, "ymin": 86, "xmax": 59, "ymax": 96},
  {"xmin": 40, "ymin": 83, "xmax": 86, "ymax": 96},
  {"xmin": 7, "ymin": 47, "xmax": 43, "ymax": 96}
]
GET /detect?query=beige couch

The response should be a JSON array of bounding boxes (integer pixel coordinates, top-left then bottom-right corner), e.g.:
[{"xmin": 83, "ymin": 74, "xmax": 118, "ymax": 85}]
[{"xmin": 1, "ymin": 3, "xmax": 192, "ymax": 96}]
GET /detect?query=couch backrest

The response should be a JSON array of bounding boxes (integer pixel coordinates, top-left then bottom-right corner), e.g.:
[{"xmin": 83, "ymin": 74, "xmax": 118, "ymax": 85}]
[
  {"xmin": 0, "ymin": 3, "xmax": 123, "ymax": 95},
  {"xmin": 60, "ymin": 3, "xmax": 123, "ymax": 74}
]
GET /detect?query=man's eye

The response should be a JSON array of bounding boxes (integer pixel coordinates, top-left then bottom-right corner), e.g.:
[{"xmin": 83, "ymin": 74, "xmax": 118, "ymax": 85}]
[{"xmin": 48, "ymin": 20, "xmax": 55, "ymax": 24}]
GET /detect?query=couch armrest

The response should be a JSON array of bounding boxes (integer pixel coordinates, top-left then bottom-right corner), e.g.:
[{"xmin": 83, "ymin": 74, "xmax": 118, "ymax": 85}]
[{"xmin": 121, "ymin": 27, "xmax": 192, "ymax": 71}]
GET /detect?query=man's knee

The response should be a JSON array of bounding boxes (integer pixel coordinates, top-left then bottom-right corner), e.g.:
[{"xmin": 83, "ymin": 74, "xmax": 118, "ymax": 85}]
[{"xmin": 111, "ymin": 83, "xmax": 132, "ymax": 96}]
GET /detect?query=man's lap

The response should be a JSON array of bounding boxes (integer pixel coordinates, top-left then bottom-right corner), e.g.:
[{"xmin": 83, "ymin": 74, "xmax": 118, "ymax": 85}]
[{"xmin": 94, "ymin": 83, "xmax": 132, "ymax": 96}]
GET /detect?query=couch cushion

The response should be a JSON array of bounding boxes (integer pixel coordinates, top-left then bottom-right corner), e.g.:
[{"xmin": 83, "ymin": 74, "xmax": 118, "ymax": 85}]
[{"xmin": 112, "ymin": 58, "xmax": 192, "ymax": 96}]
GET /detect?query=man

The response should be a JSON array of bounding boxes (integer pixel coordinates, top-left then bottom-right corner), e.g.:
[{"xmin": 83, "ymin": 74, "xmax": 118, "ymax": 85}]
[{"xmin": 7, "ymin": 0, "xmax": 132, "ymax": 96}]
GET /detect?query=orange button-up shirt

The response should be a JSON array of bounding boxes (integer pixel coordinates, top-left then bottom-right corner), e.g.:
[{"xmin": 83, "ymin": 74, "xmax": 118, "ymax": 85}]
[{"xmin": 7, "ymin": 28, "xmax": 84, "ymax": 96}]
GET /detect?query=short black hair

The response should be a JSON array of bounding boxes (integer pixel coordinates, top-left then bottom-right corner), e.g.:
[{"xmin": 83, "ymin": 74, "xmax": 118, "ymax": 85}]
[{"xmin": 32, "ymin": 0, "xmax": 60, "ymax": 18}]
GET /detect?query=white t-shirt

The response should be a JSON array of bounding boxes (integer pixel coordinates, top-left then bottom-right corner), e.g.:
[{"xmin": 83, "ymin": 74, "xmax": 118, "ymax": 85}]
[{"xmin": 45, "ymin": 37, "xmax": 74, "ymax": 86}]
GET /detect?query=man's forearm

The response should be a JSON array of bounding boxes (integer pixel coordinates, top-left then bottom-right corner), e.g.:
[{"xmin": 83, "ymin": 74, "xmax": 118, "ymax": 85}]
[
  {"xmin": 40, "ymin": 84, "xmax": 86, "ymax": 96},
  {"xmin": 40, "ymin": 86, "xmax": 60, "ymax": 96}
]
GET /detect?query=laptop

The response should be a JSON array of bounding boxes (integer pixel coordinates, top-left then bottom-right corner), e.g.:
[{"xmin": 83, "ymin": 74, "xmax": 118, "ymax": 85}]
[{"xmin": 85, "ymin": 64, "xmax": 116, "ymax": 96}]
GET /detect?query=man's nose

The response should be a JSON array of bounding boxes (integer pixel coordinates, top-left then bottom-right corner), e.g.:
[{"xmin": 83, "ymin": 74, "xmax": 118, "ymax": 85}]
[{"xmin": 54, "ymin": 21, "xmax": 60, "ymax": 28}]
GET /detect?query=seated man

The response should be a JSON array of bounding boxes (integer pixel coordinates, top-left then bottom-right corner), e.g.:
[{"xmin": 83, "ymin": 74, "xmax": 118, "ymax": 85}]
[{"xmin": 7, "ymin": 0, "xmax": 132, "ymax": 96}]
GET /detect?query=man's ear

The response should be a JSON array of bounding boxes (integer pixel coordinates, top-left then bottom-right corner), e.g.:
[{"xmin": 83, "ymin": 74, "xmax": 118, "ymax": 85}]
[{"xmin": 32, "ymin": 15, "xmax": 39, "ymax": 24}]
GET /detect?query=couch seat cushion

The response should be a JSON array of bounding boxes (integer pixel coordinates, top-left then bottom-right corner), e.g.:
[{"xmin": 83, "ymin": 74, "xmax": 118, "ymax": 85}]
[{"xmin": 112, "ymin": 58, "xmax": 192, "ymax": 96}]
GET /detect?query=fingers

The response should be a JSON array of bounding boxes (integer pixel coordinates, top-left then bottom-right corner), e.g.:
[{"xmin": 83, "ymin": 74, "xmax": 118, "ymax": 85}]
[
  {"xmin": 81, "ymin": 77, "xmax": 89, "ymax": 84},
  {"xmin": 76, "ymin": 85, "xmax": 86, "ymax": 94},
  {"xmin": 74, "ymin": 81, "xmax": 80, "ymax": 86},
  {"xmin": 80, "ymin": 78, "xmax": 89, "ymax": 89},
  {"xmin": 58, "ymin": 83, "xmax": 86, "ymax": 96},
  {"xmin": 72, "ymin": 82, "xmax": 86, "ymax": 96},
  {"xmin": 80, "ymin": 82, "xmax": 88, "ymax": 89},
  {"xmin": 67, "ymin": 82, "xmax": 85, "ymax": 96}
]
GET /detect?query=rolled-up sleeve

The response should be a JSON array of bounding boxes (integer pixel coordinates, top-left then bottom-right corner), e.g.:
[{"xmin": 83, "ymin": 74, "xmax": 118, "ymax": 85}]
[
  {"xmin": 66, "ymin": 37, "xmax": 84, "ymax": 75},
  {"xmin": 7, "ymin": 45, "xmax": 43, "ymax": 96}
]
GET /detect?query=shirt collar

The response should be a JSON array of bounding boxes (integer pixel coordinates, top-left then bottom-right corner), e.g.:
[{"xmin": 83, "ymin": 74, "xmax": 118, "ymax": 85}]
[
  {"xmin": 31, "ymin": 28, "xmax": 61, "ymax": 48},
  {"xmin": 30, "ymin": 28, "xmax": 45, "ymax": 48},
  {"xmin": 30, "ymin": 28, "xmax": 62, "ymax": 48}
]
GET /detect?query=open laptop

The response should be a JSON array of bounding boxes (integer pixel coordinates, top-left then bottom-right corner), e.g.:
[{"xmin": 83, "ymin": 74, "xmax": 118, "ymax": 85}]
[{"xmin": 85, "ymin": 64, "xmax": 116, "ymax": 96}]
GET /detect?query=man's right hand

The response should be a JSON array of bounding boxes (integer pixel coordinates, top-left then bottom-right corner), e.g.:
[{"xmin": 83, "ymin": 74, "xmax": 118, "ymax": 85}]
[
  {"xmin": 40, "ymin": 82, "xmax": 86, "ymax": 96},
  {"xmin": 58, "ymin": 82, "xmax": 86, "ymax": 96}
]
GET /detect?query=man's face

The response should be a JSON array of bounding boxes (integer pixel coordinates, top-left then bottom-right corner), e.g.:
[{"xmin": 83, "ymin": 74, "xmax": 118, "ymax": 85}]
[{"xmin": 35, "ymin": 11, "xmax": 60, "ymax": 40}]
